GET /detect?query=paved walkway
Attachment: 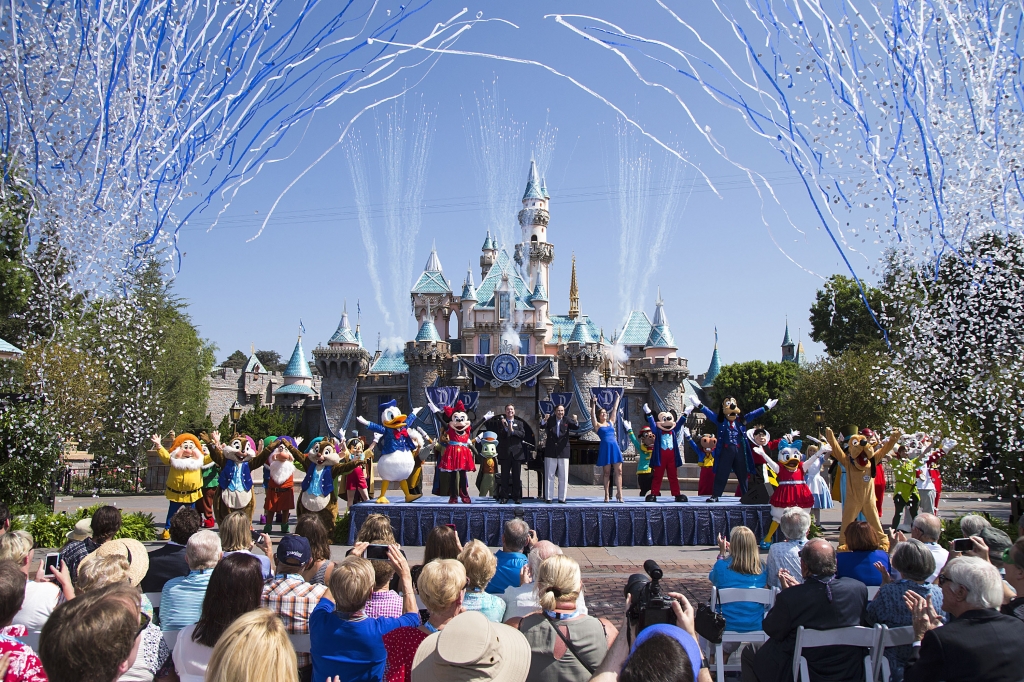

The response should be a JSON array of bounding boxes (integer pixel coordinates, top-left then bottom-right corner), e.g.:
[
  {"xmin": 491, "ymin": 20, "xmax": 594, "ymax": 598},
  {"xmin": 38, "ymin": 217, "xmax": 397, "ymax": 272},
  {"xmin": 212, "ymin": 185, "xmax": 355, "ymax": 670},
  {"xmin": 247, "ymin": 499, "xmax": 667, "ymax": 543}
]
[{"xmin": 46, "ymin": 488, "xmax": 1007, "ymax": 621}]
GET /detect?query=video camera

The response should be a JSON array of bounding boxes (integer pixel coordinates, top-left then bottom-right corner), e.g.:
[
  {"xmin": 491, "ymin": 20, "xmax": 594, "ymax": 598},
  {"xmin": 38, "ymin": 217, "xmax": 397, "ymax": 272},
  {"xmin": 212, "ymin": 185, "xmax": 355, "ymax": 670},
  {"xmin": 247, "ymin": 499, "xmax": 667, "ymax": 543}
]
[{"xmin": 623, "ymin": 559, "xmax": 677, "ymax": 632}]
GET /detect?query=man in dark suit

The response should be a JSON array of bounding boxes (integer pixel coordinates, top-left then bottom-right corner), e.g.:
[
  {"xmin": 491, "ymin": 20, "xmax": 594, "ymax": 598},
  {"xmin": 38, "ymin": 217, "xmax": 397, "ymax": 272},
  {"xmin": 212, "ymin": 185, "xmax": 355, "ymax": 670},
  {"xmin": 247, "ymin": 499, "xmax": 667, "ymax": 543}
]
[
  {"xmin": 903, "ymin": 555, "xmax": 1024, "ymax": 682},
  {"xmin": 541, "ymin": 404, "xmax": 578, "ymax": 503},
  {"xmin": 140, "ymin": 506, "xmax": 202, "ymax": 595},
  {"xmin": 489, "ymin": 403, "xmax": 533, "ymax": 504},
  {"xmin": 742, "ymin": 538, "xmax": 868, "ymax": 682}
]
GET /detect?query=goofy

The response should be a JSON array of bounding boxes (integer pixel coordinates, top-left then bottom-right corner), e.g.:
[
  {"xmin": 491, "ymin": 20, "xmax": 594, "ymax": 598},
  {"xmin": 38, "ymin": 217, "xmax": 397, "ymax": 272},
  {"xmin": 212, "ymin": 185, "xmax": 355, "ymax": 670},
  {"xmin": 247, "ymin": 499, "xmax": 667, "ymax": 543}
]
[{"xmin": 689, "ymin": 395, "xmax": 778, "ymax": 502}]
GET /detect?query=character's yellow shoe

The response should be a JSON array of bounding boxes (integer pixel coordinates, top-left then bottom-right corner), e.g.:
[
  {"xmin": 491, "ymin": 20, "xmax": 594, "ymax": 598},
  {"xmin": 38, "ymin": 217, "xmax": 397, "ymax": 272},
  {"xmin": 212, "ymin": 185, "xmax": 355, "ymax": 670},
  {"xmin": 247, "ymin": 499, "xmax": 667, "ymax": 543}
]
[
  {"xmin": 404, "ymin": 493, "xmax": 422, "ymax": 503},
  {"xmin": 161, "ymin": 529, "xmax": 170, "ymax": 540},
  {"xmin": 400, "ymin": 481, "xmax": 421, "ymax": 503},
  {"xmin": 375, "ymin": 496, "xmax": 390, "ymax": 504}
]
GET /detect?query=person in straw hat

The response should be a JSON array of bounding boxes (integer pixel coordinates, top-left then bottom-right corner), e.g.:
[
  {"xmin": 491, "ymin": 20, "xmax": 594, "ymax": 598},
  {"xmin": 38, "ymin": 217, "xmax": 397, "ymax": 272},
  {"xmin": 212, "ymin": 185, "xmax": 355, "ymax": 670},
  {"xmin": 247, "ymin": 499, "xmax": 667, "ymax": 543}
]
[{"xmin": 410, "ymin": 609, "xmax": 531, "ymax": 682}]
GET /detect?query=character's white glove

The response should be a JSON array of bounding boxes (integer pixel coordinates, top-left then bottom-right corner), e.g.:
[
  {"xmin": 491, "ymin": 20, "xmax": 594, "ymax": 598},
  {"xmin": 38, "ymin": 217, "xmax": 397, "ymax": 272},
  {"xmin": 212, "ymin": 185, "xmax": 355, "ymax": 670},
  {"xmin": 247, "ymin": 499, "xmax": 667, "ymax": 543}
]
[
  {"xmin": 765, "ymin": 398, "xmax": 779, "ymax": 410},
  {"xmin": 622, "ymin": 419, "xmax": 632, "ymax": 431},
  {"xmin": 642, "ymin": 403, "xmax": 652, "ymax": 415},
  {"xmin": 295, "ymin": 436, "xmax": 304, "ymax": 447},
  {"xmin": 687, "ymin": 395, "xmax": 701, "ymax": 409},
  {"xmin": 427, "ymin": 400, "xmax": 440, "ymax": 414},
  {"xmin": 682, "ymin": 426, "xmax": 691, "ymax": 439},
  {"xmin": 356, "ymin": 416, "xmax": 369, "ymax": 426},
  {"xmin": 373, "ymin": 432, "xmax": 383, "ymax": 443},
  {"xmin": 683, "ymin": 403, "xmax": 694, "ymax": 416},
  {"xmin": 411, "ymin": 406, "xmax": 422, "ymax": 417},
  {"xmin": 483, "ymin": 410, "xmax": 495, "ymax": 421}
]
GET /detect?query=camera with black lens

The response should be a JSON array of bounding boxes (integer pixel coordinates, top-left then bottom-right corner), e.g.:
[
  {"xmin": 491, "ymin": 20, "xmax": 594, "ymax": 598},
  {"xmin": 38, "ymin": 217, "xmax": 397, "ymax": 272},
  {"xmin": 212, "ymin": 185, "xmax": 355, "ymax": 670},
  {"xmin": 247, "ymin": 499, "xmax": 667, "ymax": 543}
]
[{"xmin": 623, "ymin": 559, "xmax": 677, "ymax": 632}]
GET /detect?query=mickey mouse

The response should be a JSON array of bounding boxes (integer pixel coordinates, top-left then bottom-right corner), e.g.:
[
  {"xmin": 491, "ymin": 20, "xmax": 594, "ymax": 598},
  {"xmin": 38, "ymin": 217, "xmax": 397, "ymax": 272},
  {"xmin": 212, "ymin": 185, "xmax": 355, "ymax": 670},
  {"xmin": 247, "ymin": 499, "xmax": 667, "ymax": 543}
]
[{"xmin": 642, "ymin": 404, "xmax": 689, "ymax": 503}]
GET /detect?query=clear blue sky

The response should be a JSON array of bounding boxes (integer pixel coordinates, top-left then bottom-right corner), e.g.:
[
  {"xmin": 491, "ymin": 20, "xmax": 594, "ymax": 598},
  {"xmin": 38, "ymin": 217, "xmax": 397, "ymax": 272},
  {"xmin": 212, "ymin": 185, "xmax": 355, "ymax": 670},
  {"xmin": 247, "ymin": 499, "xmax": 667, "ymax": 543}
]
[{"xmin": 172, "ymin": 0, "xmax": 885, "ymax": 371}]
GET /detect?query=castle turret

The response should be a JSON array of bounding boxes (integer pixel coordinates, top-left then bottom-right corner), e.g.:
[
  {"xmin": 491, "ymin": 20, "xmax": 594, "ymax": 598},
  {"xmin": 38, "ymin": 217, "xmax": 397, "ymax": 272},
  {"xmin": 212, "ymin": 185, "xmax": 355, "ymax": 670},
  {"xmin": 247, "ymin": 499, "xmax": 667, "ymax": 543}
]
[
  {"xmin": 411, "ymin": 243, "xmax": 455, "ymax": 341},
  {"xmin": 275, "ymin": 337, "xmax": 317, "ymax": 410},
  {"xmin": 701, "ymin": 330, "xmax": 722, "ymax": 388},
  {"xmin": 782, "ymin": 320, "xmax": 796, "ymax": 362},
  {"xmin": 480, "ymin": 230, "xmax": 497, "ymax": 280},
  {"xmin": 567, "ymin": 254, "xmax": 580, "ymax": 320},
  {"xmin": 315, "ymin": 311, "xmax": 372, "ymax": 437},
  {"xmin": 515, "ymin": 161, "xmax": 554, "ymax": 294},
  {"xmin": 459, "ymin": 267, "xmax": 477, "ymax": 341},
  {"xmin": 405, "ymin": 313, "xmax": 452, "ymax": 420},
  {"xmin": 328, "ymin": 302, "xmax": 359, "ymax": 349},
  {"xmin": 634, "ymin": 297, "xmax": 689, "ymax": 419}
]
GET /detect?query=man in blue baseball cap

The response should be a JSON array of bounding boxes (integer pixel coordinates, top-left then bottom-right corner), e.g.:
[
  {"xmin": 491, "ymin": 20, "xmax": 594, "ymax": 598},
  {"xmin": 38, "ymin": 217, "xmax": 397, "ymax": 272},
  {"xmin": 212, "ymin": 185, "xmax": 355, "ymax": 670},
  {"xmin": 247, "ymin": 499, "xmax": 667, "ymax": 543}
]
[{"xmin": 261, "ymin": 534, "xmax": 327, "ymax": 677}]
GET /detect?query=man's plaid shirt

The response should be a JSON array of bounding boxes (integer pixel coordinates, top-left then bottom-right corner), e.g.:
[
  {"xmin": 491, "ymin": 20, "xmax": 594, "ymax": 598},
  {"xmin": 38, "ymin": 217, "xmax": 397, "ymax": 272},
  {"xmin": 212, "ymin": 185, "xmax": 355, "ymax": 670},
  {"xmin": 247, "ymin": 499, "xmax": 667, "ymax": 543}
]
[{"xmin": 261, "ymin": 574, "xmax": 328, "ymax": 668}]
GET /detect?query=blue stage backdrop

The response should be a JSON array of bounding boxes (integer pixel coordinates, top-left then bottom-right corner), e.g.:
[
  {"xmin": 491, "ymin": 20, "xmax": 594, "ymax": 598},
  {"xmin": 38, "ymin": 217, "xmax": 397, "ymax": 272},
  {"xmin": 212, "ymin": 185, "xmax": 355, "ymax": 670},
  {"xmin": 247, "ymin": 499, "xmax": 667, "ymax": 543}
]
[{"xmin": 348, "ymin": 497, "xmax": 772, "ymax": 547}]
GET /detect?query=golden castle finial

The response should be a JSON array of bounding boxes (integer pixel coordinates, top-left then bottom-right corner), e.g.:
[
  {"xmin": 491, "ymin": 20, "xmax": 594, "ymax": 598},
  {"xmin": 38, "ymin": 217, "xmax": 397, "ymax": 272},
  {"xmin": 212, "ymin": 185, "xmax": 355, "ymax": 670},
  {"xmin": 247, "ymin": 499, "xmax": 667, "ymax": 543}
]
[{"xmin": 568, "ymin": 253, "xmax": 580, "ymax": 320}]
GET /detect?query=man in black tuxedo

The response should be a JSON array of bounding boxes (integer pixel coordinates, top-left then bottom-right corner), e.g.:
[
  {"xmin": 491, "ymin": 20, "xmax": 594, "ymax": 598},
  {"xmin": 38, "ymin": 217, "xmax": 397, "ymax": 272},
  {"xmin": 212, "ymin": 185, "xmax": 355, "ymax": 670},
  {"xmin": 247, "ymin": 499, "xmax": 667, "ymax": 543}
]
[
  {"xmin": 140, "ymin": 506, "xmax": 202, "ymax": 594},
  {"xmin": 741, "ymin": 538, "xmax": 868, "ymax": 682},
  {"xmin": 541, "ymin": 404, "xmax": 578, "ymax": 503},
  {"xmin": 489, "ymin": 403, "xmax": 533, "ymax": 504},
  {"xmin": 903, "ymin": 555, "xmax": 1024, "ymax": 682}
]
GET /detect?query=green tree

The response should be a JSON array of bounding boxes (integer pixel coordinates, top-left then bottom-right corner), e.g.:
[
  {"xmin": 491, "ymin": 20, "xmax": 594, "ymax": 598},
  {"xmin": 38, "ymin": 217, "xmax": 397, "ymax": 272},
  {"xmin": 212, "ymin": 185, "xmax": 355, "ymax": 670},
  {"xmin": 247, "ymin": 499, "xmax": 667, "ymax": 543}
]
[
  {"xmin": 216, "ymin": 401, "xmax": 300, "ymax": 443},
  {"xmin": 0, "ymin": 400, "xmax": 62, "ymax": 507},
  {"xmin": 809, "ymin": 274, "xmax": 888, "ymax": 356},
  {"xmin": 780, "ymin": 349, "xmax": 894, "ymax": 437},
  {"xmin": 707, "ymin": 360, "xmax": 799, "ymax": 433},
  {"xmin": 0, "ymin": 168, "xmax": 33, "ymax": 346},
  {"xmin": 255, "ymin": 350, "xmax": 285, "ymax": 372},
  {"xmin": 221, "ymin": 350, "xmax": 248, "ymax": 369}
]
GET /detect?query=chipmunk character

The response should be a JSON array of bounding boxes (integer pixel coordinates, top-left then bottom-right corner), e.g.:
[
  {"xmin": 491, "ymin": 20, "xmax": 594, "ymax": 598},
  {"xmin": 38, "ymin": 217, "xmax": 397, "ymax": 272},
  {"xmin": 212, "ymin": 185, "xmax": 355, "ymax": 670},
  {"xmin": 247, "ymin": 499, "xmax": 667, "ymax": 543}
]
[
  {"xmin": 203, "ymin": 431, "xmax": 270, "ymax": 524},
  {"xmin": 825, "ymin": 426, "xmax": 901, "ymax": 550},
  {"xmin": 475, "ymin": 431, "xmax": 499, "ymax": 499},
  {"xmin": 152, "ymin": 433, "xmax": 213, "ymax": 540},
  {"xmin": 287, "ymin": 436, "xmax": 358, "ymax": 532},
  {"xmin": 261, "ymin": 436, "xmax": 301, "ymax": 534},
  {"xmin": 343, "ymin": 434, "xmax": 378, "ymax": 509},
  {"xmin": 356, "ymin": 400, "xmax": 424, "ymax": 504}
]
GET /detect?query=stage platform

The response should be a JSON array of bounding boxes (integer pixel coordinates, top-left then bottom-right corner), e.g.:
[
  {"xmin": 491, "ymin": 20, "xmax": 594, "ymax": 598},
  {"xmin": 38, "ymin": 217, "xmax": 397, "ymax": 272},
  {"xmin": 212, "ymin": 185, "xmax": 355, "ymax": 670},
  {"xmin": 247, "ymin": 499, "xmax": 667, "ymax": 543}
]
[{"xmin": 348, "ymin": 495, "xmax": 772, "ymax": 547}]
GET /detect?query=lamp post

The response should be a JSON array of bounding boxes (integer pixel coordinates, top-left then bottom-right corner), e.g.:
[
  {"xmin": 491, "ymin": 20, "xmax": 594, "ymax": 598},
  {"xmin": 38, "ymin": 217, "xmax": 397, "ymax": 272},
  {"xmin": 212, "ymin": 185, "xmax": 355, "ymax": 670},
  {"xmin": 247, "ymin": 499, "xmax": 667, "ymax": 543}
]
[
  {"xmin": 813, "ymin": 404, "xmax": 825, "ymax": 438},
  {"xmin": 230, "ymin": 400, "xmax": 243, "ymax": 432}
]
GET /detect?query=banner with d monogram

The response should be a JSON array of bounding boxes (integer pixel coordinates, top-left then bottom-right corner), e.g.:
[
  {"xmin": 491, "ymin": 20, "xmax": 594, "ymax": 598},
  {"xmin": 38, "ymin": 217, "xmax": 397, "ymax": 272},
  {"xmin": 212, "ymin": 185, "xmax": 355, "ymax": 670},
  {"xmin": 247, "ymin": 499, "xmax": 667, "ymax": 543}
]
[
  {"xmin": 538, "ymin": 400, "xmax": 554, "ymax": 417},
  {"xmin": 459, "ymin": 391, "xmax": 480, "ymax": 414},
  {"xmin": 590, "ymin": 387, "xmax": 629, "ymax": 450},
  {"xmin": 550, "ymin": 392, "xmax": 574, "ymax": 409}
]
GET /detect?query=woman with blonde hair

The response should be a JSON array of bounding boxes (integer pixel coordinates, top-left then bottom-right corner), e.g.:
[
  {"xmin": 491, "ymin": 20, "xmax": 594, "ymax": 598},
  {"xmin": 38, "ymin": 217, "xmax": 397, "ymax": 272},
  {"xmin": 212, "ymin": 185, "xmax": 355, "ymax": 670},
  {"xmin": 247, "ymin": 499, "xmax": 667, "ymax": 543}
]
[
  {"xmin": 382, "ymin": 559, "xmax": 467, "ymax": 682},
  {"xmin": 355, "ymin": 513, "xmax": 397, "ymax": 544},
  {"xmin": 0, "ymin": 530, "xmax": 73, "ymax": 630},
  {"xmin": 709, "ymin": 525, "xmax": 768, "ymax": 653},
  {"xmin": 516, "ymin": 555, "xmax": 617, "ymax": 682},
  {"xmin": 219, "ymin": 511, "xmax": 273, "ymax": 579},
  {"xmin": 459, "ymin": 539, "xmax": 506, "ymax": 622},
  {"xmin": 204, "ymin": 608, "xmax": 298, "ymax": 682}
]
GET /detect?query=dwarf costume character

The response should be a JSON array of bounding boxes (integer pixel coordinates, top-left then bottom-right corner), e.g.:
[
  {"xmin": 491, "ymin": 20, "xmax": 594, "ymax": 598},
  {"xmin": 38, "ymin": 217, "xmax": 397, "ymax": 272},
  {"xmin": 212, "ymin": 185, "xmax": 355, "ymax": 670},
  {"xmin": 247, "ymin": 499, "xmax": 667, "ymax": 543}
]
[
  {"xmin": 262, "ymin": 435, "xmax": 299, "ymax": 534},
  {"xmin": 285, "ymin": 437, "xmax": 358, "ymax": 532},
  {"xmin": 890, "ymin": 441, "xmax": 921, "ymax": 529},
  {"xmin": 356, "ymin": 400, "xmax": 424, "ymax": 504},
  {"xmin": 642, "ymin": 403, "xmax": 689, "ymax": 503},
  {"xmin": 626, "ymin": 424, "xmax": 655, "ymax": 498},
  {"xmin": 691, "ymin": 395, "xmax": 777, "ymax": 502},
  {"xmin": 476, "ymin": 431, "xmax": 499, "ymax": 499},
  {"xmin": 198, "ymin": 443, "xmax": 219, "ymax": 529},
  {"xmin": 154, "ymin": 433, "xmax": 213, "ymax": 539},
  {"xmin": 685, "ymin": 430, "xmax": 718, "ymax": 497},
  {"xmin": 825, "ymin": 426, "xmax": 900, "ymax": 550},
  {"xmin": 755, "ymin": 435, "xmax": 827, "ymax": 548},
  {"xmin": 429, "ymin": 400, "xmax": 477, "ymax": 504},
  {"xmin": 203, "ymin": 431, "xmax": 271, "ymax": 524}
]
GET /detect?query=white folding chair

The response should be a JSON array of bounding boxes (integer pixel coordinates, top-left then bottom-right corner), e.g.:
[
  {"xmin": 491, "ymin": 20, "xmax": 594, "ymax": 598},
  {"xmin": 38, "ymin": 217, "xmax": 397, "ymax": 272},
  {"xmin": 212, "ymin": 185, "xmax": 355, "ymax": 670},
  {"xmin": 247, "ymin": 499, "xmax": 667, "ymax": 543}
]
[
  {"xmin": 161, "ymin": 630, "xmax": 179, "ymax": 650},
  {"xmin": 289, "ymin": 633, "xmax": 311, "ymax": 654},
  {"xmin": 703, "ymin": 587, "xmax": 776, "ymax": 682},
  {"xmin": 792, "ymin": 624, "xmax": 881, "ymax": 682},
  {"xmin": 872, "ymin": 625, "xmax": 915, "ymax": 682},
  {"xmin": 866, "ymin": 586, "xmax": 880, "ymax": 601},
  {"xmin": 145, "ymin": 591, "xmax": 162, "ymax": 609}
]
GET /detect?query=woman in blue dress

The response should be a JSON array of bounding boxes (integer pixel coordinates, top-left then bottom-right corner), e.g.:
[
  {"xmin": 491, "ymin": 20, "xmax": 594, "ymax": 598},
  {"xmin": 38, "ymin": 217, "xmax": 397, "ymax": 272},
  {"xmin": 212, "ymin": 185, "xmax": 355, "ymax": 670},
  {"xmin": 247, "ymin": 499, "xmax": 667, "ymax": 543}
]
[{"xmin": 592, "ymin": 393, "xmax": 624, "ymax": 503}]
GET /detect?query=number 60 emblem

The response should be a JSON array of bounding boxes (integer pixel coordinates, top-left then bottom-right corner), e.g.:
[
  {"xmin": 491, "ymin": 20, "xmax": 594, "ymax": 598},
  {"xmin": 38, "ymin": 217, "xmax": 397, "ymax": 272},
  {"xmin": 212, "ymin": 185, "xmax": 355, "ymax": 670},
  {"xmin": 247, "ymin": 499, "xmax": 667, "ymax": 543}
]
[{"xmin": 490, "ymin": 353, "xmax": 521, "ymax": 383}]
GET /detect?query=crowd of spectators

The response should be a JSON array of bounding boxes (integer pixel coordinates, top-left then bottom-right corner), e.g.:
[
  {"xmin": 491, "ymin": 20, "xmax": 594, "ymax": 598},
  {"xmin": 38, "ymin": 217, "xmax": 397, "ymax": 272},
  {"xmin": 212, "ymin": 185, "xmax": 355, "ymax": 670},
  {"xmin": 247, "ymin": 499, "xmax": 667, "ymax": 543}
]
[{"xmin": 5, "ymin": 498, "xmax": 1024, "ymax": 682}]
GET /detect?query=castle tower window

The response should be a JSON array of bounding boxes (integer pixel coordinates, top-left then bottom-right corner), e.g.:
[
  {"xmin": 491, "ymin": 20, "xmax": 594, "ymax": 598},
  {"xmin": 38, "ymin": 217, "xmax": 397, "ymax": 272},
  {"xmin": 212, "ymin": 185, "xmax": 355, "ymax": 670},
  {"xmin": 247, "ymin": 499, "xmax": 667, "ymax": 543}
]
[
  {"xmin": 519, "ymin": 334, "xmax": 530, "ymax": 354},
  {"xmin": 498, "ymin": 292, "xmax": 511, "ymax": 320},
  {"xmin": 531, "ymin": 235, "xmax": 538, "ymax": 242},
  {"xmin": 479, "ymin": 335, "xmax": 491, "ymax": 355}
]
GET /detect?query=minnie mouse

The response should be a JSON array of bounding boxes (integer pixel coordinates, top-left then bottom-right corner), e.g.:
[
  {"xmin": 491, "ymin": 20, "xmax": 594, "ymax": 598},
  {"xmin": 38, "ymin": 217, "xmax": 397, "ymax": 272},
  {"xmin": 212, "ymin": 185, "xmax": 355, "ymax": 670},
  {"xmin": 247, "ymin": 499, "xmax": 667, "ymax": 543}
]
[{"xmin": 428, "ymin": 399, "xmax": 477, "ymax": 504}]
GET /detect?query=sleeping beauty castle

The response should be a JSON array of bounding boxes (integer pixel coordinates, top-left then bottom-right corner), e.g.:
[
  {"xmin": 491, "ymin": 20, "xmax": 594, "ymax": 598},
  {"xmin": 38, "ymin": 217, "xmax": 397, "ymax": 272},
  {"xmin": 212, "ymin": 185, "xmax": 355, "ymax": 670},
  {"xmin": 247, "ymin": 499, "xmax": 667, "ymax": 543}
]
[{"xmin": 209, "ymin": 163, "xmax": 802, "ymax": 462}]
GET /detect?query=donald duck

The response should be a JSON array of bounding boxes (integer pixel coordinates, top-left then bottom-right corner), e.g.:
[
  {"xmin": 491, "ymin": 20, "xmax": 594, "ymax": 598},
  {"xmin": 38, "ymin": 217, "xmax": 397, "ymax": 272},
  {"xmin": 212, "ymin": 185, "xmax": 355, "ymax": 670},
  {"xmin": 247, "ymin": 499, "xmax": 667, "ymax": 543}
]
[{"xmin": 357, "ymin": 400, "xmax": 424, "ymax": 504}]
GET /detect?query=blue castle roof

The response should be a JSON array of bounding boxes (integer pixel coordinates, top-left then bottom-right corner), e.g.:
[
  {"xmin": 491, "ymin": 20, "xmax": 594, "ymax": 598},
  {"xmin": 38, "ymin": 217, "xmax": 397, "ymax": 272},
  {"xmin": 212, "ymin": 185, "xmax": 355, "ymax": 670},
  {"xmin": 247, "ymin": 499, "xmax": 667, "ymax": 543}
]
[
  {"xmin": 275, "ymin": 383, "xmax": 316, "ymax": 396},
  {"xmin": 370, "ymin": 348, "xmax": 409, "ymax": 374},
  {"xmin": 645, "ymin": 292, "xmax": 676, "ymax": 349},
  {"xmin": 782, "ymin": 321, "xmax": 793, "ymax": 347},
  {"xmin": 283, "ymin": 337, "xmax": 312, "ymax": 379},
  {"xmin": 243, "ymin": 352, "xmax": 265, "ymax": 374},
  {"xmin": 412, "ymin": 246, "xmax": 451, "ymax": 295},
  {"xmin": 415, "ymin": 319, "xmax": 442, "ymax": 343},
  {"xmin": 550, "ymin": 315, "xmax": 600, "ymax": 343},
  {"xmin": 567, "ymin": 318, "xmax": 594, "ymax": 344},
  {"xmin": 530, "ymin": 280, "xmax": 547, "ymax": 302},
  {"xmin": 619, "ymin": 311, "xmax": 653, "ymax": 346},
  {"xmin": 523, "ymin": 160, "xmax": 543, "ymax": 200},
  {"xmin": 482, "ymin": 230, "xmax": 496, "ymax": 251},
  {"xmin": 461, "ymin": 268, "xmax": 477, "ymax": 301},
  {"xmin": 329, "ymin": 304, "xmax": 359, "ymax": 345},
  {"xmin": 702, "ymin": 331, "xmax": 722, "ymax": 387},
  {"xmin": 474, "ymin": 250, "xmax": 534, "ymax": 310}
]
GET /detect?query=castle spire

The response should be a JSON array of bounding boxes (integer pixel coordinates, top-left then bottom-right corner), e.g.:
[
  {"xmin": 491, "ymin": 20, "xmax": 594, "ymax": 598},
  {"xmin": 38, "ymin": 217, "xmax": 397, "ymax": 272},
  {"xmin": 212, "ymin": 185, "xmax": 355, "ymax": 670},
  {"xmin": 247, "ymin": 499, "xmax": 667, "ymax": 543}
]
[
  {"xmin": 702, "ymin": 328, "xmax": 722, "ymax": 387},
  {"xmin": 568, "ymin": 253, "xmax": 580, "ymax": 320},
  {"xmin": 523, "ymin": 160, "xmax": 543, "ymax": 200}
]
